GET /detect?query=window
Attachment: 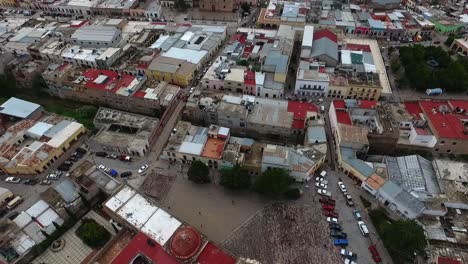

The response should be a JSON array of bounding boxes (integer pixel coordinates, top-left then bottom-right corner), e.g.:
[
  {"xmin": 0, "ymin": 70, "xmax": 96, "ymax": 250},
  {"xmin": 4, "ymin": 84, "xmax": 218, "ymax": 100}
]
[
  {"xmin": 440, "ymin": 140, "xmax": 445, "ymax": 144},
  {"xmin": 452, "ymin": 142, "xmax": 457, "ymax": 145},
  {"xmin": 447, "ymin": 150, "xmax": 452, "ymax": 153}
]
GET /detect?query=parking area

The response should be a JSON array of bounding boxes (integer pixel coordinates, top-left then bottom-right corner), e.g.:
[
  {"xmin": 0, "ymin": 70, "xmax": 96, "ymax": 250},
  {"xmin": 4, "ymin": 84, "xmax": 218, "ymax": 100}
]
[{"xmin": 307, "ymin": 169, "xmax": 393, "ymax": 264}]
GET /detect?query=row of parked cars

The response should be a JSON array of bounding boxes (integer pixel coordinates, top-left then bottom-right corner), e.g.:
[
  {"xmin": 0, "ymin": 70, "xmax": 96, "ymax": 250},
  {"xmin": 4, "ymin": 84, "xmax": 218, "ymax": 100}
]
[
  {"xmin": 95, "ymin": 152, "xmax": 132, "ymax": 162},
  {"xmin": 337, "ymin": 179, "xmax": 382, "ymax": 263},
  {"xmin": 316, "ymin": 171, "xmax": 356, "ymax": 263}
]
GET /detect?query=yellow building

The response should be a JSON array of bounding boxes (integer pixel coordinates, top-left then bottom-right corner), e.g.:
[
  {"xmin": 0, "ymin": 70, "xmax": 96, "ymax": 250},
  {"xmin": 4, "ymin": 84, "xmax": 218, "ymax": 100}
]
[
  {"xmin": 0, "ymin": 117, "xmax": 86, "ymax": 175},
  {"xmin": 347, "ymin": 83, "xmax": 381, "ymax": 101},
  {"xmin": 147, "ymin": 56, "xmax": 197, "ymax": 87}
]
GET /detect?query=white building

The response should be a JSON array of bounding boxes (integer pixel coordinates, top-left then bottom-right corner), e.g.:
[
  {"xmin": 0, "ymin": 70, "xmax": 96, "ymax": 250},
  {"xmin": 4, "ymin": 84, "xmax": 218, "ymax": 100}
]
[
  {"xmin": 295, "ymin": 62, "xmax": 330, "ymax": 97},
  {"xmin": 70, "ymin": 25, "xmax": 123, "ymax": 48}
]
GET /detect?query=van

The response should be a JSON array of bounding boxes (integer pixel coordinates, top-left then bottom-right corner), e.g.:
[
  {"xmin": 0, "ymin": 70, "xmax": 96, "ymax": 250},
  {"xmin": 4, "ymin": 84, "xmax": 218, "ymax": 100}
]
[
  {"xmin": 320, "ymin": 170, "xmax": 327, "ymax": 177},
  {"xmin": 7, "ymin": 196, "xmax": 23, "ymax": 210},
  {"xmin": 358, "ymin": 221, "xmax": 369, "ymax": 236}
]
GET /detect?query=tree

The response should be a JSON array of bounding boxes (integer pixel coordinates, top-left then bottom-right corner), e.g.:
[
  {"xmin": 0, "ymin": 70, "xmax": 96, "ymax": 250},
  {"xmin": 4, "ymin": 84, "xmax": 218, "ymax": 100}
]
[
  {"xmin": 253, "ymin": 169, "xmax": 294, "ymax": 197},
  {"xmin": 241, "ymin": 2, "xmax": 251, "ymax": 14},
  {"xmin": 174, "ymin": 0, "xmax": 188, "ymax": 12},
  {"xmin": 390, "ymin": 57, "xmax": 401, "ymax": 73},
  {"xmin": 188, "ymin": 160, "xmax": 210, "ymax": 183},
  {"xmin": 75, "ymin": 105, "xmax": 98, "ymax": 119},
  {"xmin": 75, "ymin": 218, "xmax": 111, "ymax": 249},
  {"xmin": 236, "ymin": 59, "xmax": 249, "ymax": 66},
  {"xmin": 220, "ymin": 165, "xmax": 251, "ymax": 189},
  {"xmin": 369, "ymin": 208, "xmax": 426, "ymax": 263},
  {"xmin": 0, "ymin": 73, "xmax": 17, "ymax": 98}
]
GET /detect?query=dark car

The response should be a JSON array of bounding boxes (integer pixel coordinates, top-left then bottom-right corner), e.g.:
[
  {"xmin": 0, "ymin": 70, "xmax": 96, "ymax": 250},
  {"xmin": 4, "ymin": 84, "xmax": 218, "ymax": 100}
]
[
  {"xmin": 72, "ymin": 151, "xmax": 83, "ymax": 158},
  {"xmin": 329, "ymin": 223, "xmax": 342, "ymax": 230},
  {"xmin": 120, "ymin": 171, "xmax": 132, "ymax": 178},
  {"xmin": 23, "ymin": 179, "xmax": 38, "ymax": 185},
  {"xmin": 57, "ymin": 164, "xmax": 70, "ymax": 171},
  {"xmin": 96, "ymin": 151, "xmax": 107, "ymax": 157},
  {"xmin": 76, "ymin": 147, "xmax": 87, "ymax": 154},
  {"xmin": 7, "ymin": 211, "xmax": 19, "ymax": 220},
  {"xmin": 319, "ymin": 197, "xmax": 336, "ymax": 205},
  {"xmin": 330, "ymin": 230, "xmax": 347, "ymax": 239},
  {"xmin": 63, "ymin": 161, "xmax": 73, "ymax": 166},
  {"xmin": 0, "ymin": 208, "xmax": 8, "ymax": 218}
]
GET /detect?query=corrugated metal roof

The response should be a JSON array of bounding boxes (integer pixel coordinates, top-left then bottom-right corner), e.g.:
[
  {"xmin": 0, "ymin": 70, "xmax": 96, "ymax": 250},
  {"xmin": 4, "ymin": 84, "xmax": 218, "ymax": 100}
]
[
  {"xmin": 54, "ymin": 179, "xmax": 79, "ymax": 203},
  {"xmin": 71, "ymin": 25, "xmax": 121, "ymax": 43},
  {"xmin": 43, "ymin": 120, "xmax": 72, "ymax": 138},
  {"xmin": 311, "ymin": 38, "xmax": 338, "ymax": 61},
  {"xmin": 307, "ymin": 126, "xmax": 327, "ymax": 143}
]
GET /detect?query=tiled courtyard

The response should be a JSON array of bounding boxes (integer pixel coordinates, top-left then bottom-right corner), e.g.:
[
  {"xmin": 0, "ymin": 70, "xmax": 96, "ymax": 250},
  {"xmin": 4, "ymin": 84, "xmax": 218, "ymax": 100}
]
[{"xmin": 33, "ymin": 210, "xmax": 116, "ymax": 264}]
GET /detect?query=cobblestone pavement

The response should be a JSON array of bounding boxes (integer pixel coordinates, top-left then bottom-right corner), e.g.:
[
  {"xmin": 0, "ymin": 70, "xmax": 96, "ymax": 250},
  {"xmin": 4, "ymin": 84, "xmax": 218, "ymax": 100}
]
[{"xmin": 222, "ymin": 202, "xmax": 342, "ymax": 264}]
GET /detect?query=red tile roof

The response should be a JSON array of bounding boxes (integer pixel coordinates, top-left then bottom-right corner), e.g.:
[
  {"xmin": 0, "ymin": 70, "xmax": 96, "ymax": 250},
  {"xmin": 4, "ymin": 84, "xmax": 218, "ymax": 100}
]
[
  {"xmin": 196, "ymin": 242, "xmax": 236, "ymax": 264},
  {"xmin": 333, "ymin": 100, "xmax": 346, "ymax": 109},
  {"xmin": 346, "ymin": 44, "xmax": 371, "ymax": 52},
  {"xmin": 404, "ymin": 102, "xmax": 424, "ymax": 119},
  {"xmin": 287, "ymin": 101, "xmax": 318, "ymax": 129},
  {"xmin": 242, "ymin": 45, "xmax": 254, "ymax": 58},
  {"xmin": 230, "ymin": 33, "xmax": 247, "ymax": 44},
  {"xmin": 314, "ymin": 29, "xmax": 338, "ymax": 43},
  {"xmin": 419, "ymin": 100, "xmax": 468, "ymax": 140},
  {"xmin": 169, "ymin": 226, "xmax": 202, "ymax": 260},
  {"xmin": 111, "ymin": 232, "xmax": 179, "ymax": 264},
  {"xmin": 244, "ymin": 70, "xmax": 256, "ymax": 86},
  {"xmin": 438, "ymin": 257, "xmax": 462, "ymax": 264},
  {"xmin": 83, "ymin": 69, "xmax": 135, "ymax": 93},
  {"xmin": 133, "ymin": 91, "xmax": 146, "ymax": 98},
  {"xmin": 359, "ymin": 100, "xmax": 377, "ymax": 109},
  {"xmin": 336, "ymin": 110, "xmax": 352, "ymax": 125}
]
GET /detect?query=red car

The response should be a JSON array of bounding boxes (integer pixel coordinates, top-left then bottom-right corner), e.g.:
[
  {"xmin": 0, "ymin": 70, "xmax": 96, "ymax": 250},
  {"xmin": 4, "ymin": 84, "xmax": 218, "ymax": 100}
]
[
  {"xmin": 368, "ymin": 245, "xmax": 382, "ymax": 263},
  {"xmin": 323, "ymin": 210, "xmax": 339, "ymax": 217},
  {"xmin": 319, "ymin": 198, "xmax": 336, "ymax": 205},
  {"xmin": 322, "ymin": 204, "xmax": 335, "ymax": 211}
]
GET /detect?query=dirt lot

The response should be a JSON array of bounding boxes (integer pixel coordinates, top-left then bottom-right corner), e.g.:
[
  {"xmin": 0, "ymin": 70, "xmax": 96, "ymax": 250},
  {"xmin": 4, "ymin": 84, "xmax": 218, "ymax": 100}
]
[{"xmin": 222, "ymin": 202, "xmax": 342, "ymax": 264}]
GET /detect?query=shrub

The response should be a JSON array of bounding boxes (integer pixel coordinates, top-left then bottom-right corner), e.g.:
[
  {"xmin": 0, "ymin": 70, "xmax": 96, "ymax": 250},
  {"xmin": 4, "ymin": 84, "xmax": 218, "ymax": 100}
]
[
  {"xmin": 75, "ymin": 218, "xmax": 111, "ymax": 249},
  {"xmin": 359, "ymin": 195, "xmax": 372, "ymax": 208},
  {"xmin": 284, "ymin": 188, "xmax": 301, "ymax": 199}
]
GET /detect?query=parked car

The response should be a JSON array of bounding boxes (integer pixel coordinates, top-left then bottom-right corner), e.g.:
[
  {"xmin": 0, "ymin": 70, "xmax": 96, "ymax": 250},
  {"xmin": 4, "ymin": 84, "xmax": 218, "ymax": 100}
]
[
  {"xmin": 317, "ymin": 189, "xmax": 331, "ymax": 197},
  {"xmin": 23, "ymin": 179, "xmax": 38, "ymax": 185},
  {"xmin": 353, "ymin": 210, "xmax": 362, "ymax": 220},
  {"xmin": 96, "ymin": 151, "xmax": 107, "ymax": 157},
  {"xmin": 345, "ymin": 194, "xmax": 354, "ymax": 206},
  {"xmin": 329, "ymin": 223, "xmax": 342, "ymax": 230},
  {"xmin": 7, "ymin": 211, "xmax": 19, "ymax": 220},
  {"xmin": 119, "ymin": 155, "xmax": 131, "ymax": 162},
  {"xmin": 5, "ymin": 177, "xmax": 21, "ymax": 184},
  {"xmin": 46, "ymin": 173, "xmax": 60, "ymax": 180},
  {"xmin": 76, "ymin": 147, "xmax": 87, "ymax": 154},
  {"xmin": 340, "ymin": 249, "xmax": 357, "ymax": 260},
  {"xmin": 120, "ymin": 171, "xmax": 132, "ymax": 178},
  {"xmin": 344, "ymin": 259, "xmax": 357, "ymax": 264},
  {"xmin": 319, "ymin": 197, "xmax": 335, "ymax": 205},
  {"xmin": 358, "ymin": 221, "xmax": 370, "ymax": 236},
  {"xmin": 63, "ymin": 160, "xmax": 73, "ymax": 166},
  {"xmin": 107, "ymin": 154, "xmax": 118, "ymax": 159},
  {"xmin": 322, "ymin": 204, "xmax": 335, "ymax": 211},
  {"xmin": 338, "ymin": 182, "xmax": 347, "ymax": 193},
  {"xmin": 319, "ymin": 170, "xmax": 327, "ymax": 178},
  {"xmin": 315, "ymin": 182, "xmax": 327, "ymax": 189},
  {"xmin": 333, "ymin": 239, "xmax": 348, "ymax": 246},
  {"xmin": 327, "ymin": 217, "xmax": 338, "ymax": 223},
  {"xmin": 72, "ymin": 151, "xmax": 83, "ymax": 158},
  {"xmin": 57, "ymin": 164, "xmax": 70, "ymax": 171},
  {"xmin": 368, "ymin": 245, "xmax": 382, "ymax": 263},
  {"xmin": 138, "ymin": 164, "xmax": 149, "ymax": 173},
  {"xmin": 315, "ymin": 176, "xmax": 324, "ymax": 182},
  {"xmin": 40, "ymin": 180, "xmax": 52, "ymax": 185},
  {"xmin": 323, "ymin": 210, "xmax": 338, "ymax": 218},
  {"xmin": 330, "ymin": 230, "xmax": 347, "ymax": 239}
]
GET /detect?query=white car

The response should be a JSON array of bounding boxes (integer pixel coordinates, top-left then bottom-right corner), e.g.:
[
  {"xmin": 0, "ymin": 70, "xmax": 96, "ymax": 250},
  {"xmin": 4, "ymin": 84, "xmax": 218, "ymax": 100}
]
[
  {"xmin": 344, "ymin": 259, "xmax": 357, "ymax": 264},
  {"xmin": 315, "ymin": 182, "xmax": 327, "ymax": 189},
  {"xmin": 315, "ymin": 176, "xmax": 324, "ymax": 182},
  {"xmin": 340, "ymin": 249, "xmax": 356, "ymax": 259},
  {"xmin": 46, "ymin": 173, "xmax": 60, "ymax": 180},
  {"xmin": 338, "ymin": 182, "xmax": 347, "ymax": 193},
  {"xmin": 138, "ymin": 164, "xmax": 149, "ymax": 173},
  {"xmin": 317, "ymin": 189, "xmax": 331, "ymax": 197},
  {"xmin": 358, "ymin": 221, "xmax": 370, "ymax": 236},
  {"xmin": 327, "ymin": 217, "xmax": 338, "ymax": 223},
  {"xmin": 5, "ymin": 177, "xmax": 21, "ymax": 184}
]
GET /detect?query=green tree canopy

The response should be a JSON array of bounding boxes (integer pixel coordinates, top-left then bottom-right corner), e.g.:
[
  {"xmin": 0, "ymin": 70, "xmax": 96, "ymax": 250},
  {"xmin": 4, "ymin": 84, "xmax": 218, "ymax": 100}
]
[
  {"xmin": 75, "ymin": 218, "xmax": 111, "ymax": 249},
  {"xmin": 370, "ymin": 209, "xmax": 426, "ymax": 263},
  {"xmin": 75, "ymin": 105, "xmax": 98, "ymax": 119},
  {"xmin": 188, "ymin": 160, "xmax": 210, "ymax": 183},
  {"xmin": 0, "ymin": 73, "xmax": 17, "ymax": 99},
  {"xmin": 174, "ymin": 0, "xmax": 188, "ymax": 12},
  {"xmin": 253, "ymin": 168, "xmax": 294, "ymax": 197},
  {"xmin": 220, "ymin": 164, "xmax": 251, "ymax": 189},
  {"xmin": 236, "ymin": 59, "xmax": 249, "ymax": 66},
  {"xmin": 241, "ymin": 2, "xmax": 251, "ymax": 14},
  {"xmin": 284, "ymin": 188, "xmax": 301, "ymax": 199}
]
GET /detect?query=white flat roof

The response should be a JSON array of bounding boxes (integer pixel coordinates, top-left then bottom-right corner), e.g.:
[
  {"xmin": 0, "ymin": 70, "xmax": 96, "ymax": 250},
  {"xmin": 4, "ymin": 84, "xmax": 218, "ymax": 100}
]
[
  {"xmin": 141, "ymin": 209, "xmax": 182, "ymax": 246},
  {"xmin": 26, "ymin": 200, "xmax": 49, "ymax": 218},
  {"xmin": 105, "ymin": 186, "xmax": 135, "ymax": 212},
  {"xmin": 46, "ymin": 122, "xmax": 83, "ymax": 148},
  {"xmin": 179, "ymin": 141, "xmax": 204, "ymax": 156},
  {"xmin": 0, "ymin": 97, "xmax": 41, "ymax": 119},
  {"xmin": 302, "ymin": 25, "xmax": 314, "ymax": 48},
  {"xmin": 116, "ymin": 194, "xmax": 158, "ymax": 229},
  {"xmin": 36, "ymin": 208, "xmax": 60, "ymax": 227},
  {"xmin": 162, "ymin": 47, "xmax": 207, "ymax": 64},
  {"xmin": 14, "ymin": 212, "xmax": 32, "ymax": 229}
]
